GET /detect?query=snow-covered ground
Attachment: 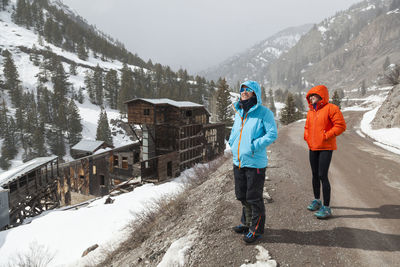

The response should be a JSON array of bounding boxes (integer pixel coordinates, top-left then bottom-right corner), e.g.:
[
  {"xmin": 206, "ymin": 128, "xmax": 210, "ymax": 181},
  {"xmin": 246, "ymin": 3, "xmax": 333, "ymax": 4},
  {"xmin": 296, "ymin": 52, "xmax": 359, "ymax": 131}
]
[
  {"xmin": 342, "ymin": 87, "xmax": 400, "ymax": 155},
  {"xmin": 359, "ymin": 106, "xmax": 400, "ymax": 155},
  {"xmin": 0, "ymin": 168, "xmax": 193, "ymax": 266}
]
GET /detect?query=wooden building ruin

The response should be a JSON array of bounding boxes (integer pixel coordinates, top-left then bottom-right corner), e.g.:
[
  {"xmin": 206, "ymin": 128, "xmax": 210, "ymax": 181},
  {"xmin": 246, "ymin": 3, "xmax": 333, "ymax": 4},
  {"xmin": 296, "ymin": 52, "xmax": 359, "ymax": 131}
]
[
  {"xmin": 0, "ymin": 156, "xmax": 59, "ymax": 227},
  {"xmin": 59, "ymin": 142, "xmax": 141, "ymax": 204},
  {"xmin": 0, "ymin": 98, "xmax": 225, "ymax": 228},
  {"xmin": 125, "ymin": 98, "xmax": 225, "ymax": 182}
]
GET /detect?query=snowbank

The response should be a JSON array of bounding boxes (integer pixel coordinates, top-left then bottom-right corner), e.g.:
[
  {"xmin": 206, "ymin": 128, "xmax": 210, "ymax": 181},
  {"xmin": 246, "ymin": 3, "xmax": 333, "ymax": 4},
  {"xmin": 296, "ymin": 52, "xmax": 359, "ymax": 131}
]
[
  {"xmin": 360, "ymin": 107, "xmax": 400, "ymax": 155},
  {"xmin": 0, "ymin": 173, "xmax": 190, "ymax": 266}
]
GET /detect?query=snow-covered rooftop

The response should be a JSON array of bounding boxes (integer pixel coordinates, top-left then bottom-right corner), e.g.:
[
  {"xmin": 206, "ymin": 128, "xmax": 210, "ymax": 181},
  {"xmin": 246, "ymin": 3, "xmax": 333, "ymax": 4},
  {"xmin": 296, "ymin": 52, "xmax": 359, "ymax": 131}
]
[
  {"xmin": 127, "ymin": 98, "xmax": 203, "ymax": 108},
  {"xmin": 71, "ymin": 140, "xmax": 105, "ymax": 152},
  {"xmin": 0, "ymin": 156, "xmax": 58, "ymax": 186}
]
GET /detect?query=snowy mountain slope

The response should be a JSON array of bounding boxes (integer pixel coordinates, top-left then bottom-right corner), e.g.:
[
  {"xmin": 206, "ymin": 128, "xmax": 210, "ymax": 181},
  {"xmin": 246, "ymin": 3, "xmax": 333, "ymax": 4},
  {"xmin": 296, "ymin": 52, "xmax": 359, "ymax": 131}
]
[
  {"xmin": 0, "ymin": 0, "xmax": 216, "ymax": 173},
  {"xmin": 267, "ymin": 0, "xmax": 400, "ymax": 91},
  {"xmin": 199, "ymin": 24, "xmax": 312, "ymax": 86},
  {"xmin": 0, "ymin": 1, "xmax": 145, "ymax": 171}
]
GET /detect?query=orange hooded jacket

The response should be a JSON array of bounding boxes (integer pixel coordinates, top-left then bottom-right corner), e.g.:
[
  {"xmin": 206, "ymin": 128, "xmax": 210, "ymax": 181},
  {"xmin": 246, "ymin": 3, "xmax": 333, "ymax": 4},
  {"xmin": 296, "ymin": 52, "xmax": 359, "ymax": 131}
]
[{"xmin": 304, "ymin": 85, "xmax": 346, "ymax": 151}]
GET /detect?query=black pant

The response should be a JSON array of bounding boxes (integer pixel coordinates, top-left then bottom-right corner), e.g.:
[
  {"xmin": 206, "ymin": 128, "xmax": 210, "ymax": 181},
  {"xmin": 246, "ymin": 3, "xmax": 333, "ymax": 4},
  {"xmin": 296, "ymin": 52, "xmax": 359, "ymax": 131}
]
[
  {"xmin": 309, "ymin": 150, "xmax": 333, "ymax": 206},
  {"xmin": 234, "ymin": 165, "xmax": 266, "ymax": 234}
]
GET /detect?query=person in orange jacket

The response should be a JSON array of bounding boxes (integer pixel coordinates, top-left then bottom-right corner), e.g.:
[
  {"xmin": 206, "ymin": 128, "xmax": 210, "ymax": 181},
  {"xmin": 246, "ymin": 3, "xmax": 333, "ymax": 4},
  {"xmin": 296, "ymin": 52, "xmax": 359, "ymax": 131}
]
[{"xmin": 304, "ymin": 85, "xmax": 346, "ymax": 219}]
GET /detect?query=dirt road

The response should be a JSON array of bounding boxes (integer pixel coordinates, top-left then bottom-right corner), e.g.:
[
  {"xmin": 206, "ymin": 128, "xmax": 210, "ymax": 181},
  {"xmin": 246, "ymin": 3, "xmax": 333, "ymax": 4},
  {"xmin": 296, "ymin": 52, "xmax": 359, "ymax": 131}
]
[
  {"xmin": 263, "ymin": 110, "xmax": 400, "ymax": 266},
  {"xmin": 106, "ymin": 110, "xmax": 400, "ymax": 266}
]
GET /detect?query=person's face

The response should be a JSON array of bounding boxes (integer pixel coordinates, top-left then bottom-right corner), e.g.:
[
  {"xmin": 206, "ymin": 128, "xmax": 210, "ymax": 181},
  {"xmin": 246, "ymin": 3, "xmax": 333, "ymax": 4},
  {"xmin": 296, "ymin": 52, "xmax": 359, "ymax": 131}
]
[
  {"xmin": 309, "ymin": 94, "xmax": 321, "ymax": 104},
  {"xmin": 240, "ymin": 86, "xmax": 255, "ymax": 101}
]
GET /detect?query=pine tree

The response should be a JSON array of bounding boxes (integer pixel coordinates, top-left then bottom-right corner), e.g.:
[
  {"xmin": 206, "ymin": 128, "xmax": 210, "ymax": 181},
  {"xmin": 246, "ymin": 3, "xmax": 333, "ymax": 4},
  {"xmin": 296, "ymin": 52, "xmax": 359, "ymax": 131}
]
[
  {"xmin": 118, "ymin": 64, "xmax": 134, "ymax": 112},
  {"xmin": 47, "ymin": 128, "xmax": 65, "ymax": 159},
  {"xmin": 37, "ymin": 86, "xmax": 53, "ymax": 123},
  {"xmin": 293, "ymin": 93, "xmax": 304, "ymax": 112},
  {"xmin": 104, "ymin": 69, "xmax": 119, "ymax": 109},
  {"xmin": 360, "ymin": 80, "xmax": 367, "ymax": 96},
  {"xmin": 32, "ymin": 121, "xmax": 46, "ymax": 157},
  {"xmin": 331, "ymin": 90, "xmax": 342, "ymax": 109},
  {"xmin": 14, "ymin": 0, "xmax": 26, "ymax": 25},
  {"xmin": 93, "ymin": 64, "xmax": 104, "ymax": 106},
  {"xmin": 274, "ymin": 88, "xmax": 284, "ymax": 102},
  {"xmin": 66, "ymin": 99, "xmax": 82, "ymax": 146},
  {"xmin": 261, "ymin": 86, "xmax": 267, "ymax": 106},
  {"xmin": 52, "ymin": 60, "xmax": 69, "ymax": 130},
  {"xmin": 1, "ymin": 0, "xmax": 9, "ymax": 10},
  {"xmin": 96, "ymin": 110, "xmax": 113, "ymax": 145},
  {"xmin": 77, "ymin": 87, "xmax": 84, "ymax": 104},
  {"xmin": 43, "ymin": 16, "xmax": 54, "ymax": 43},
  {"xmin": 0, "ymin": 117, "xmax": 17, "ymax": 169},
  {"xmin": 280, "ymin": 93, "xmax": 301, "ymax": 125},
  {"xmin": 34, "ymin": 6, "xmax": 44, "ymax": 34},
  {"xmin": 216, "ymin": 78, "xmax": 233, "ymax": 126},
  {"xmin": 0, "ymin": 100, "xmax": 8, "ymax": 138},
  {"xmin": 3, "ymin": 50, "xmax": 22, "ymax": 107},
  {"xmin": 69, "ymin": 62, "xmax": 77, "ymax": 75},
  {"xmin": 268, "ymin": 89, "xmax": 276, "ymax": 116},
  {"xmin": 84, "ymin": 70, "xmax": 95, "ymax": 103},
  {"xmin": 77, "ymin": 40, "xmax": 88, "ymax": 60}
]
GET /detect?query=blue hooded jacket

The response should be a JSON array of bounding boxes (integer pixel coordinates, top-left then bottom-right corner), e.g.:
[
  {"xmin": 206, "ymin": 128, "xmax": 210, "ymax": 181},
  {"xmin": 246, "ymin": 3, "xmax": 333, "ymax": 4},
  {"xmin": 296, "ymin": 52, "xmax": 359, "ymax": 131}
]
[{"xmin": 228, "ymin": 80, "xmax": 278, "ymax": 168}]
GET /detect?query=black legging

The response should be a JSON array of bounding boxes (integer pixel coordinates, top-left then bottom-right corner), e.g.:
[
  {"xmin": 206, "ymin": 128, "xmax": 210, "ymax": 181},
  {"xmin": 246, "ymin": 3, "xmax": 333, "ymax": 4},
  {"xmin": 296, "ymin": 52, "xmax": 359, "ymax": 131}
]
[{"xmin": 309, "ymin": 150, "xmax": 333, "ymax": 206}]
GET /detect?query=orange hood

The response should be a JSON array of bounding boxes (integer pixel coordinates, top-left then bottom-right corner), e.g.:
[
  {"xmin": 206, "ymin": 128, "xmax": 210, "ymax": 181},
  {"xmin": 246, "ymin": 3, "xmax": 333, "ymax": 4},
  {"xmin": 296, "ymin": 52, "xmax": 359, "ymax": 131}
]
[{"xmin": 306, "ymin": 85, "xmax": 329, "ymax": 109}]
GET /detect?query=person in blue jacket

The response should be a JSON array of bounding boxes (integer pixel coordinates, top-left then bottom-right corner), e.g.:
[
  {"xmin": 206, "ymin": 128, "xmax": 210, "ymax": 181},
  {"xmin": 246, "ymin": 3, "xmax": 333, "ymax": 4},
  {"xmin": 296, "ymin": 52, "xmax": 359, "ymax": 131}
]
[{"xmin": 229, "ymin": 80, "xmax": 278, "ymax": 243}]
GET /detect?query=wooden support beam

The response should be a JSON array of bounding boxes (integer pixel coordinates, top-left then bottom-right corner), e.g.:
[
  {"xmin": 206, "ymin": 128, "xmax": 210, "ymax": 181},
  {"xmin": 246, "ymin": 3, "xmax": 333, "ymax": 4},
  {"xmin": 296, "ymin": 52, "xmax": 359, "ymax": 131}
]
[{"xmin": 127, "ymin": 123, "xmax": 142, "ymax": 145}]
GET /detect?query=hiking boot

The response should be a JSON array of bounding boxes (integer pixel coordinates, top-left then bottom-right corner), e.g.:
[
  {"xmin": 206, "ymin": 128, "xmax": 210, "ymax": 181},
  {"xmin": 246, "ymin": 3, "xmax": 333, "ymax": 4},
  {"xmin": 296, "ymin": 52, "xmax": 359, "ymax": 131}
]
[
  {"xmin": 314, "ymin": 206, "xmax": 332, "ymax": 219},
  {"xmin": 243, "ymin": 231, "xmax": 262, "ymax": 243},
  {"xmin": 307, "ymin": 199, "xmax": 322, "ymax": 211},
  {"xmin": 232, "ymin": 224, "xmax": 249, "ymax": 234}
]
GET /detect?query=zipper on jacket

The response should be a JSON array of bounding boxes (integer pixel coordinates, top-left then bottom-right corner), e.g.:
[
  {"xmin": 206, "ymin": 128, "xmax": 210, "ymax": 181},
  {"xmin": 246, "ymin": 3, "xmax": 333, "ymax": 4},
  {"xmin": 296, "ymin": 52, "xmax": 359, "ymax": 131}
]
[
  {"xmin": 237, "ymin": 113, "xmax": 248, "ymax": 169},
  {"xmin": 312, "ymin": 109, "xmax": 318, "ymax": 149}
]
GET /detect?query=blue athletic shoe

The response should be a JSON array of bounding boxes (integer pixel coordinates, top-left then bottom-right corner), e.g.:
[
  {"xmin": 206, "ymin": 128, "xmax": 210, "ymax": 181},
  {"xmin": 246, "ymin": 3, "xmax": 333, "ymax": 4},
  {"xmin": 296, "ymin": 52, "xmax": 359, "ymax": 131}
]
[
  {"xmin": 307, "ymin": 199, "xmax": 322, "ymax": 211},
  {"xmin": 314, "ymin": 206, "xmax": 332, "ymax": 219},
  {"xmin": 243, "ymin": 231, "xmax": 262, "ymax": 243}
]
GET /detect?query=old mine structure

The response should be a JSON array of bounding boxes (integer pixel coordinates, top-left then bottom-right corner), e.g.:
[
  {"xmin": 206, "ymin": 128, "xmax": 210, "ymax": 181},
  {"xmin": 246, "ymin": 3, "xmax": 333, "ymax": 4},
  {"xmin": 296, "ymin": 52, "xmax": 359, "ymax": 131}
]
[{"xmin": 0, "ymin": 98, "xmax": 225, "ymax": 228}]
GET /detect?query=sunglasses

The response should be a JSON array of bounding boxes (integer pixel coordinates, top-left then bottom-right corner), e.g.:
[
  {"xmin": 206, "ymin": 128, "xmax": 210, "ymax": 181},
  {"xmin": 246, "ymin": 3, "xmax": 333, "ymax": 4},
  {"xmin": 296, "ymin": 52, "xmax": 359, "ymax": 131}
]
[{"xmin": 240, "ymin": 86, "xmax": 254, "ymax": 93}]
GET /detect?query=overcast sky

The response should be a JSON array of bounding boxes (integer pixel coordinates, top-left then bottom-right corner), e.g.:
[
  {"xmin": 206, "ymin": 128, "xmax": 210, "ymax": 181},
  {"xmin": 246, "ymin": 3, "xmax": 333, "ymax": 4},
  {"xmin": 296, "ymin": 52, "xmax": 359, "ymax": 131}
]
[{"xmin": 62, "ymin": 0, "xmax": 362, "ymax": 73}]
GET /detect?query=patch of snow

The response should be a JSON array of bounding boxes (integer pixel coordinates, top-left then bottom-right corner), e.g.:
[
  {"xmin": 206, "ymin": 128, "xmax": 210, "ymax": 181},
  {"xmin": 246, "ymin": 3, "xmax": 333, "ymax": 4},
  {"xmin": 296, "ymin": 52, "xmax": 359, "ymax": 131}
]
[
  {"xmin": 361, "ymin": 4, "xmax": 375, "ymax": 12},
  {"xmin": 240, "ymin": 245, "xmax": 277, "ymax": 267},
  {"xmin": 318, "ymin": 26, "xmax": 328, "ymax": 35},
  {"xmin": 387, "ymin": 8, "xmax": 400, "ymax": 15},
  {"xmin": 373, "ymin": 142, "xmax": 400, "ymax": 155},
  {"xmin": 157, "ymin": 230, "xmax": 197, "ymax": 267},
  {"xmin": 275, "ymin": 102, "xmax": 285, "ymax": 118},
  {"xmin": 262, "ymin": 47, "xmax": 282, "ymax": 58}
]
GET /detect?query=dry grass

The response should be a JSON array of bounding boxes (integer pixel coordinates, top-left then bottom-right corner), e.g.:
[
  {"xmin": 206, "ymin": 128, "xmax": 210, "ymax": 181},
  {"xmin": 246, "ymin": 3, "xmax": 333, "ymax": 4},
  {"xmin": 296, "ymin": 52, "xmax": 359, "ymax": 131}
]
[
  {"xmin": 97, "ymin": 154, "xmax": 229, "ymax": 266},
  {"xmin": 6, "ymin": 242, "xmax": 55, "ymax": 267}
]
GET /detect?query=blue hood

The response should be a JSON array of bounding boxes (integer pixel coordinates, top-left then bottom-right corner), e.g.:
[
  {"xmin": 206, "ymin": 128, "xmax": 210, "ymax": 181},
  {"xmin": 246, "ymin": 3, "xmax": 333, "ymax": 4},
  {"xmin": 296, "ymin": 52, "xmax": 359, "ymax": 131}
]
[{"xmin": 240, "ymin": 80, "xmax": 262, "ymax": 106}]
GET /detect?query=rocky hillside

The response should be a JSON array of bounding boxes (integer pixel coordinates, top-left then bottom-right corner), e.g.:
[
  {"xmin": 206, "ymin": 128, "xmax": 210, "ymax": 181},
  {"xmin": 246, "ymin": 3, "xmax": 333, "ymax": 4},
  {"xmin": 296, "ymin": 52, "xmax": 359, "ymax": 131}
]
[
  {"xmin": 199, "ymin": 24, "xmax": 312, "ymax": 87},
  {"xmin": 372, "ymin": 84, "xmax": 400, "ymax": 128},
  {"xmin": 267, "ymin": 0, "xmax": 400, "ymax": 91}
]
